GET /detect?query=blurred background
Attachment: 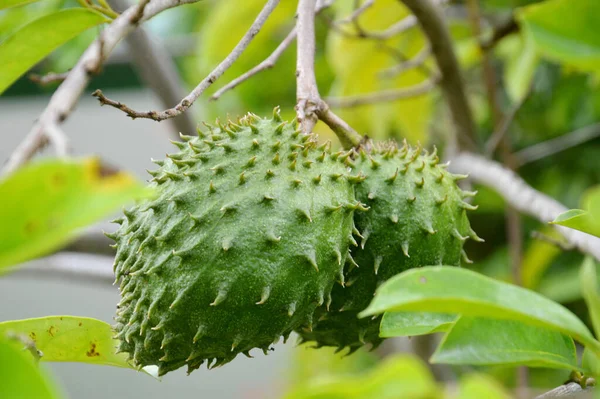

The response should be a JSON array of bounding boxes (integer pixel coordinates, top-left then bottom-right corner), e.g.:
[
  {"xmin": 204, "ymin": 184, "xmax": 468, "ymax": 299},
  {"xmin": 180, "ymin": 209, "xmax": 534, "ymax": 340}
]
[{"xmin": 1, "ymin": 0, "xmax": 600, "ymax": 397}]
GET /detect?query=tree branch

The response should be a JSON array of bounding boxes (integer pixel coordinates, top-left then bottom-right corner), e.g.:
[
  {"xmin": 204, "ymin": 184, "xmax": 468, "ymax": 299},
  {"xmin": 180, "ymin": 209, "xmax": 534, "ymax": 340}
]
[
  {"xmin": 211, "ymin": 0, "xmax": 334, "ymax": 101},
  {"xmin": 326, "ymin": 77, "xmax": 439, "ymax": 108},
  {"xmin": 398, "ymin": 0, "xmax": 478, "ymax": 151},
  {"xmin": 2, "ymin": 0, "xmax": 202, "ymax": 176},
  {"xmin": 450, "ymin": 153, "xmax": 600, "ymax": 262},
  {"xmin": 514, "ymin": 123, "xmax": 600, "ymax": 167},
  {"xmin": 109, "ymin": 0, "xmax": 196, "ymax": 137},
  {"xmin": 294, "ymin": 0, "xmax": 363, "ymax": 148},
  {"xmin": 92, "ymin": 0, "xmax": 281, "ymax": 121},
  {"xmin": 296, "ymin": 0, "xmax": 321, "ymax": 134}
]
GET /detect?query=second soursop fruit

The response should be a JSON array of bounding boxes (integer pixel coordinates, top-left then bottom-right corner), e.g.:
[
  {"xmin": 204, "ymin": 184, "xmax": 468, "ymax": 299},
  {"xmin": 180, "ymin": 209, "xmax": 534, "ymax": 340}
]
[
  {"xmin": 297, "ymin": 141, "xmax": 481, "ymax": 352},
  {"xmin": 109, "ymin": 110, "xmax": 362, "ymax": 375}
]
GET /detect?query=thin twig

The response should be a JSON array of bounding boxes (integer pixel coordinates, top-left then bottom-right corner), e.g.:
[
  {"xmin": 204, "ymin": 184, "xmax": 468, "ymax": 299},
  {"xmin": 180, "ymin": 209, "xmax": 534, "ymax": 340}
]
[
  {"xmin": 450, "ymin": 152, "xmax": 600, "ymax": 263},
  {"xmin": 379, "ymin": 44, "xmax": 432, "ymax": 78},
  {"xmin": 28, "ymin": 71, "xmax": 70, "ymax": 86},
  {"xmin": 92, "ymin": 0, "xmax": 281, "ymax": 121},
  {"xmin": 327, "ymin": 77, "xmax": 438, "ymax": 108},
  {"xmin": 398, "ymin": 0, "xmax": 478, "ymax": 151},
  {"xmin": 109, "ymin": 0, "xmax": 196, "ymax": 137},
  {"xmin": 480, "ymin": 15, "xmax": 519, "ymax": 51},
  {"xmin": 337, "ymin": 0, "xmax": 374, "ymax": 24},
  {"xmin": 2, "ymin": 0, "xmax": 202, "ymax": 175},
  {"xmin": 211, "ymin": 28, "xmax": 296, "ymax": 101},
  {"xmin": 534, "ymin": 382, "xmax": 590, "ymax": 398},
  {"xmin": 514, "ymin": 123, "xmax": 600, "ymax": 167},
  {"xmin": 211, "ymin": 0, "xmax": 334, "ymax": 101},
  {"xmin": 484, "ymin": 86, "xmax": 531, "ymax": 156}
]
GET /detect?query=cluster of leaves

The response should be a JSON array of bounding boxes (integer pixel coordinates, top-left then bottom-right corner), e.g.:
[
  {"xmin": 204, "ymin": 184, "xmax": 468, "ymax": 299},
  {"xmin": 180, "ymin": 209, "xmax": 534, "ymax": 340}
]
[{"xmin": 0, "ymin": 158, "xmax": 156, "ymax": 398}]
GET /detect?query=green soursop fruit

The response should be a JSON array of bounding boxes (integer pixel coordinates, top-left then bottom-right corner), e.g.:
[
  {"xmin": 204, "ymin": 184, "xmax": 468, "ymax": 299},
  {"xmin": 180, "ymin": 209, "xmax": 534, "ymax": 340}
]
[
  {"xmin": 109, "ymin": 110, "xmax": 364, "ymax": 375},
  {"xmin": 297, "ymin": 141, "xmax": 481, "ymax": 352}
]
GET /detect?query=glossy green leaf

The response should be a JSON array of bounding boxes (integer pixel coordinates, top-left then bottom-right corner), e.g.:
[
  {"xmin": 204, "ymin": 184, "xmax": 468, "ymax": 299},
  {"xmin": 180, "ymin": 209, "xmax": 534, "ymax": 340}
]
[
  {"xmin": 380, "ymin": 312, "xmax": 456, "ymax": 338},
  {"xmin": 0, "ymin": 0, "xmax": 40, "ymax": 10},
  {"xmin": 0, "ymin": 316, "xmax": 131, "ymax": 368},
  {"xmin": 0, "ymin": 339, "xmax": 63, "ymax": 399},
  {"xmin": 432, "ymin": 317, "xmax": 578, "ymax": 369},
  {"xmin": 454, "ymin": 373, "xmax": 511, "ymax": 399},
  {"xmin": 518, "ymin": 0, "xmax": 600, "ymax": 75},
  {"xmin": 283, "ymin": 355, "xmax": 439, "ymax": 399},
  {"xmin": 360, "ymin": 266, "xmax": 600, "ymax": 356},
  {"xmin": 581, "ymin": 257, "xmax": 600, "ymax": 339},
  {"xmin": 0, "ymin": 8, "xmax": 108, "ymax": 94},
  {"xmin": 551, "ymin": 185, "xmax": 600, "ymax": 237},
  {"xmin": 0, "ymin": 157, "xmax": 153, "ymax": 271}
]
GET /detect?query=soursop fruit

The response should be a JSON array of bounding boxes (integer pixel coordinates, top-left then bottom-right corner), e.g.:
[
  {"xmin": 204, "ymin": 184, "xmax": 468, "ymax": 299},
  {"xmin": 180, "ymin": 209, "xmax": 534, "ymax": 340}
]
[
  {"xmin": 109, "ymin": 110, "xmax": 364, "ymax": 375},
  {"xmin": 297, "ymin": 141, "xmax": 481, "ymax": 352}
]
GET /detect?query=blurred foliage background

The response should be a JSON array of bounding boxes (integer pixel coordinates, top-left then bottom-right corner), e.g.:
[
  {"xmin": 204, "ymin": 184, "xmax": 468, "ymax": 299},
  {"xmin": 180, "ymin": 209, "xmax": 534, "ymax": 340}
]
[{"xmin": 1, "ymin": 0, "xmax": 600, "ymax": 397}]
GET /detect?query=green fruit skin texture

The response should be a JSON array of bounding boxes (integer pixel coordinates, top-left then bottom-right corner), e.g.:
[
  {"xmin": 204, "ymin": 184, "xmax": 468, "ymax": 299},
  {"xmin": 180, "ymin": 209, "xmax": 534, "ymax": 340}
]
[
  {"xmin": 297, "ymin": 142, "xmax": 481, "ymax": 352},
  {"xmin": 110, "ymin": 111, "xmax": 361, "ymax": 375}
]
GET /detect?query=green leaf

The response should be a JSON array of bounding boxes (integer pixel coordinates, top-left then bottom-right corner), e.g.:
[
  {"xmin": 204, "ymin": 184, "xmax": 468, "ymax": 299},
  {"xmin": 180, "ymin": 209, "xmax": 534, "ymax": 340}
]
[
  {"xmin": 582, "ymin": 347, "xmax": 600, "ymax": 376},
  {"xmin": 518, "ymin": 0, "xmax": 600, "ymax": 75},
  {"xmin": 380, "ymin": 312, "xmax": 456, "ymax": 338},
  {"xmin": 501, "ymin": 33, "xmax": 539, "ymax": 102},
  {"xmin": 360, "ymin": 266, "xmax": 600, "ymax": 356},
  {"xmin": 432, "ymin": 317, "xmax": 578, "ymax": 370},
  {"xmin": 0, "ymin": 157, "xmax": 153, "ymax": 271},
  {"xmin": 0, "ymin": 339, "xmax": 63, "ymax": 399},
  {"xmin": 0, "ymin": 316, "xmax": 130, "ymax": 368},
  {"xmin": 454, "ymin": 373, "xmax": 511, "ymax": 399},
  {"xmin": 581, "ymin": 257, "xmax": 600, "ymax": 339},
  {"xmin": 0, "ymin": 0, "xmax": 40, "ymax": 10},
  {"xmin": 551, "ymin": 185, "xmax": 600, "ymax": 237},
  {"xmin": 0, "ymin": 8, "xmax": 108, "ymax": 94},
  {"xmin": 283, "ymin": 355, "xmax": 440, "ymax": 399}
]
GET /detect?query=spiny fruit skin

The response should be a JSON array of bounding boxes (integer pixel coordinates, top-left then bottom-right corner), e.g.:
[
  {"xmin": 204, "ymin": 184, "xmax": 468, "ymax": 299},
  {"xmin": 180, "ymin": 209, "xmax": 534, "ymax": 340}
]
[
  {"xmin": 297, "ymin": 141, "xmax": 481, "ymax": 352},
  {"xmin": 110, "ymin": 110, "xmax": 362, "ymax": 375}
]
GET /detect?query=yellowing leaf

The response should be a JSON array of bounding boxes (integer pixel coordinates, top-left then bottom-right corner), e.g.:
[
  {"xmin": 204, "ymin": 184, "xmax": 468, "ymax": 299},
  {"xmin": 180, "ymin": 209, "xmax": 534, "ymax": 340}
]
[
  {"xmin": 0, "ymin": 316, "xmax": 126, "ymax": 368},
  {"xmin": 0, "ymin": 157, "xmax": 154, "ymax": 271}
]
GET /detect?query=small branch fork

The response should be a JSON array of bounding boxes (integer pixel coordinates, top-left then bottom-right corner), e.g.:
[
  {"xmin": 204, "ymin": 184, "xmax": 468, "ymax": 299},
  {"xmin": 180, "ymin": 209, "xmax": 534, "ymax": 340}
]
[
  {"xmin": 92, "ymin": 0, "xmax": 281, "ymax": 121},
  {"xmin": 294, "ymin": 0, "xmax": 363, "ymax": 147},
  {"xmin": 2, "ymin": 0, "xmax": 202, "ymax": 175}
]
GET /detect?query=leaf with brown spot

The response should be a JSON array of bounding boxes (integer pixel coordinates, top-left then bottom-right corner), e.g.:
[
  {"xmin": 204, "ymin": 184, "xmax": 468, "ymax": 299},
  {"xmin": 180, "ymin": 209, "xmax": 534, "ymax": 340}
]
[
  {"xmin": 0, "ymin": 316, "xmax": 154, "ymax": 376},
  {"xmin": 0, "ymin": 157, "xmax": 154, "ymax": 271}
]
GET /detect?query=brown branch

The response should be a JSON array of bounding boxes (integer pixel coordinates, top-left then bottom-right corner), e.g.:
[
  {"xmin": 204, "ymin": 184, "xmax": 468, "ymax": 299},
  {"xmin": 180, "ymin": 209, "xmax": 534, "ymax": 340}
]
[
  {"xmin": 327, "ymin": 77, "xmax": 439, "ymax": 108},
  {"xmin": 2, "ymin": 0, "xmax": 202, "ymax": 176},
  {"xmin": 92, "ymin": 0, "xmax": 281, "ymax": 121},
  {"xmin": 398, "ymin": 0, "xmax": 478, "ymax": 151},
  {"xmin": 295, "ymin": 0, "xmax": 363, "ymax": 148},
  {"xmin": 211, "ymin": 0, "xmax": 334, "ymax": 101},
  {"xmin": 514, "ymin": 123, "xmax": 600, "ymax": 167},
  {"xmin": 379, "ymin": 44, "xmax": 432, "ymax": 78},
  {"xmin": 109, "ymin": 0, "xmax": 196, "ymax": 137},
  {"xmin": 481, "ymin": 15, "xmax": 519, "ymax": 51},
  {"xmin": 29, "ymin": 71, "xmax": 70, "ymax": 86}
]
